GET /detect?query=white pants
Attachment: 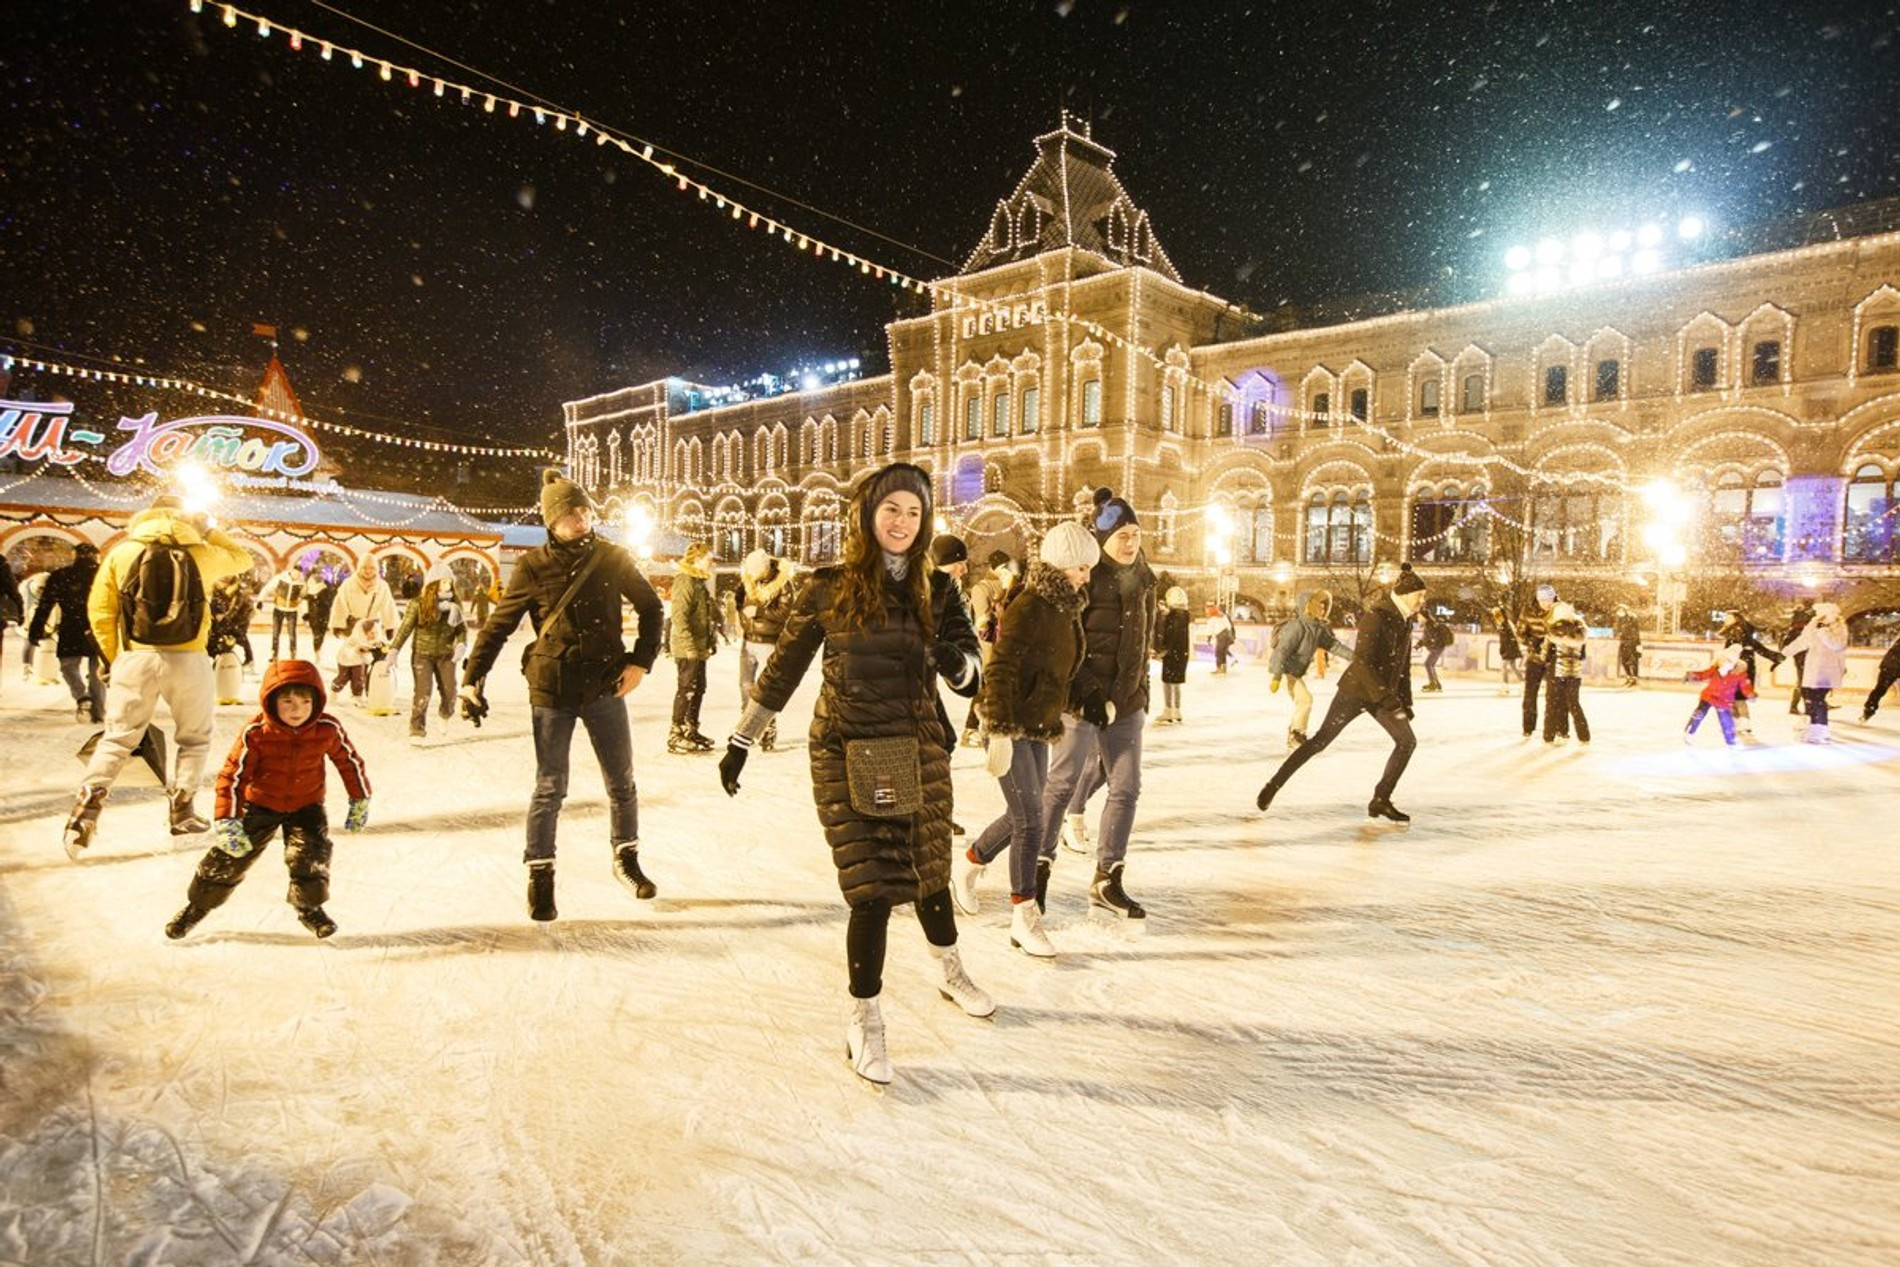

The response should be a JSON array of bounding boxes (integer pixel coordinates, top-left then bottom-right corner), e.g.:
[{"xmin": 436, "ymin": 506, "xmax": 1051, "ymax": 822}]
[
  {"xmin": 83, "ymin": 649, "xmax": 216, "ymax": 793},
  {"xmin": 1286, "ymin": 673, "xmax": 1316, "ymax": 732}
]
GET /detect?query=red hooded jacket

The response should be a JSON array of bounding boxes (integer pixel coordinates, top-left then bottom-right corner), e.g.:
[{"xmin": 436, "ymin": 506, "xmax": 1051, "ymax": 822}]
[
  {"xmin": 1687, "ymin": 663, "xmax": 1756, "ymax": 709},
  {"xmin": 214, "ymin": 659, "xmax": 371, "ymax": 818}
]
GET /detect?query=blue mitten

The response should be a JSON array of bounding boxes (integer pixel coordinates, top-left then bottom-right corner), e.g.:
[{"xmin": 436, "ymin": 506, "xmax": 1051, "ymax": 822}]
[
  {"xmin": 344, "ymin": 798, "xmax": 370, "ymax": 833},
  {"xmin": 213, "ymin": 818, "xmax": 252, "ymax": 857}
]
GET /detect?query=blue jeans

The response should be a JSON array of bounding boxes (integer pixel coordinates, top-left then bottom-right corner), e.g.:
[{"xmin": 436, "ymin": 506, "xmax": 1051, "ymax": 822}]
[
  {"xmin": 971, "ymin": 738, "xmax": 1050, "ymax": 899},
  {"xmin": 1040, "ymin": 709, "xmax": 1144, "ymax": 868},
  {"xmin": 526, "ymin": 692, "xmax": 638, "ymax": 863}
]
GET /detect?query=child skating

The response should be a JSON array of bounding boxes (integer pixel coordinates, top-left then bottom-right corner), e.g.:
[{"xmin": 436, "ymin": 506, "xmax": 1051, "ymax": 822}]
[
  {"xmin": 164, "ymin": 660, "xmax": 371, "ymax": 940},
  {"xmin": 1683, "ymin": 646, "xmax": 1753, "ymax": 746}
]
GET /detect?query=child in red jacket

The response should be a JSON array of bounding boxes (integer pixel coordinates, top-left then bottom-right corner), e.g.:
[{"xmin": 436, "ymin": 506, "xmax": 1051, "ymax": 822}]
[
  {"xmin": 164, "ymin": 659, "xmax": 371, "ymax": 939},
  {"xmin": 1684, "ymin": 646, "xmax": 1754, "ymax": 746}
]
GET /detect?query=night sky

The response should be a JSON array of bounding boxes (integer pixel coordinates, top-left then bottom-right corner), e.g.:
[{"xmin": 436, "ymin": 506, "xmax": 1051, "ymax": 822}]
[{"xmin": 5, "ymin": 0, "xmax": 1896, "ymax": 449}]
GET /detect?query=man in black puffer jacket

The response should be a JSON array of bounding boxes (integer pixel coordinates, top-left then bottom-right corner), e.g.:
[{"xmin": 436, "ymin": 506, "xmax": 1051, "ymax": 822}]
[
  {"xmin": 460, "ymin": 469, "xmax": 665, "ymax": 922},
  {"xmin": 1037, "ymin": 488, "xmax": 1157, "ymax": 919},
  {"xmin": 28, "ymin": 543, "xmax": 106, "ymax": 723}
]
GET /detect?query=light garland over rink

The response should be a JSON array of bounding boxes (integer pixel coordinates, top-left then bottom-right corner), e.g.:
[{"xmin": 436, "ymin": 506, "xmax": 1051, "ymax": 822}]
[
  {"xmin": 196, "ymin": 1, "xmax": 1674, "ymax": 498},
  {"xmin": 1, "ymin": 351, "xmax": 564, "ymax": 462}
]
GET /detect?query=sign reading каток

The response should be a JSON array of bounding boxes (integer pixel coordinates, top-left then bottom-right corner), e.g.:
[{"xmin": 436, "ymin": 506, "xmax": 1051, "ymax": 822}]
[{"xmin": 0, "ymin": 399, "xmax": 322, "ymax": 479}]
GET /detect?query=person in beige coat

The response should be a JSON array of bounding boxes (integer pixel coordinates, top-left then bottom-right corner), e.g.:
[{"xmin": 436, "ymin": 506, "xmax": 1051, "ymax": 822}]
[{"xmin": 66, "ymin": 493, "xmax": 252, "ymax": 858}]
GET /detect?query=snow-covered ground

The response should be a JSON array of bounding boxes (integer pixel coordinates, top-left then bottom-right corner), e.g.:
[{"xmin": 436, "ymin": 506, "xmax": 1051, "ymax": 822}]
[{"xmin": 2, "ymin": 638, "xmax": 1897, "ymax": 1265}]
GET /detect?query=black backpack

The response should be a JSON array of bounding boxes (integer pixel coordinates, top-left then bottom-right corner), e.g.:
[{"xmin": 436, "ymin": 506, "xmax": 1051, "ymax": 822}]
[{"xmin": 120, "ymin": 543, "xmax": 207, "ymax": 646}]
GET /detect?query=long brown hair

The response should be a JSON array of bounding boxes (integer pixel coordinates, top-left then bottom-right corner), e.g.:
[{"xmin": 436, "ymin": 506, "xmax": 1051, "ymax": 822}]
[{"xmin": 829, "ymin": 462, "xmax": 935, "ymax": 638}]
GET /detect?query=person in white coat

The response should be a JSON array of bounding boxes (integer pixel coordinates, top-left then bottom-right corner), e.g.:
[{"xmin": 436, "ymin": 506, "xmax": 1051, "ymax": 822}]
[
  {"xmin": 1779, "ymin": 600, "xmax": 1849, "ymax": 743},
  {"xmin": 327, "ymin": 557, "xmax": 397, "ymax": 654}
]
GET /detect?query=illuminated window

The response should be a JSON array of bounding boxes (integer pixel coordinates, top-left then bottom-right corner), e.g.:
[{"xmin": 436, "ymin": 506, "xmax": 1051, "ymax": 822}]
[
  {"xmin": 1461, "ymin": 372, "xmax": 1485, "ymax": 411},
  {"xmin": 964, "ymin": 395, "xmax": 982, "ymax": 441},
  {"xmin": 1411, "ymin": 484, "xmax": 1490, "ymax": 564},
  {"xmin": 1349, "ymin": 388, "xmax": 1368, "ymax": 421},
  {"xmin": 1301, "ymin": 490, "xmax": 1370, "ymax": 563},
  {"xmin": 918, "ymin": 401, "xmax": 935, "ymax": 446},
  {"xmin": 1844, "ymin": 464, "xmax": 1896, "ymax": 562},
  {"xmin": 1419, "ymin": 379, "xmax": 1440, "ymax": 416},
  {"xmin": 1868, "ymin": 325, "xmax": 1898, "ymax": 372},
  {"xmin": 1215, "ymin": 402, "xmax": 1233, "ymax": 436},
  {"xmin": 992, "ymin": 392, "xmax": 1010, "ymax": 437},
  {"xmin": 1160, "ymin": 384, "xmax": 1176, "ymax": 432},
  {"xmin": 1594, "ymin": 359, "xmax": 1620, "ymax": 400},
  {"xmin": 1544, "ymin": 366, "xmax": 1567, "ymax": 405},
  {"xmin": 1691, "ymin": 346, "xmax": 1720, "ymax": 390},
  {"xmin": 1249, "ymin": 506, "xmax": 1274, "ymax": 562},
  {"xmin": 1530, "ymin": 485, "xmax": 1624, "ymax": 562},
  {"xmin": 1081, "ymin": 379, "xmax": 1102, "ymax": 427},
  {"xmin": 1311, "ymin": 392, "xmax": 1330, "ymax": 428},
  {"xmin": 1751, "ymin": 340, "xmax": 1781, "ymax": 385},
  {"xmin": 1020, "ymin": 387, "xmax": 1039, "ymax": 435},
  {"xmin": 1249, "ymin": 400, "xmax": 1272, "ymax": 435}
]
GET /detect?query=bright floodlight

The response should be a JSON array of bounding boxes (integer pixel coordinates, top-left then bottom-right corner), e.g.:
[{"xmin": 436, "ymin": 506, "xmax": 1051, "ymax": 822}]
[
  {"xmin": 1504, "ymin": 244, "xmax": 1533, "ymax": 271},
  {"xmin": 1572, "ymin": 231, "xmax": 1604, "ymax": 260},
  {"xmin": 1608, "ymin": 229, "xmax": 1633, "ymax": 252},
  {"xmin": 1535, "ymin": 237, "xmax": 1566, "ymax": 266},
  {"xmin": 1534, "ymin": 265, "xmax": 1563, "ymax": 292},
  {"xmin": 1506, "ymin": 272, "xmax": 1536, "ymax": 296},
  {"xmin": 1659, "ymin": 542, "xmax": 1688, "ymax": 567},
  {"xmin": 800, "ymin": 373, "xmax": 820, "ymax": 392},
  {"xmin": 1597, "ymin": 255, "xmax": 1624, "ymax": 279},
  {"xmin": 1631, "ymin": 249, "xmax": 1662, "ymax": 274},
  {"xmin": 1636, "ymin": 223, "xmax": 1664, "ymax": 248},
  {"xmin": 173, "ymin": 459, "xmax": 221, "ymax": 514},
  {"xmin": 1678, "ymin": 215, "xmax": 1705, "ymax": 240},
  {"xmin": 1568, "ymin": 262, "xmax": 1595, "ymax": 286}
]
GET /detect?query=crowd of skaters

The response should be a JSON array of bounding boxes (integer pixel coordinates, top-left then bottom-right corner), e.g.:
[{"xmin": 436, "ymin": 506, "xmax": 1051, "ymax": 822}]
[{"xmin": 4, "ymin": 465, "xmax": 1900, "ymax": 1089}]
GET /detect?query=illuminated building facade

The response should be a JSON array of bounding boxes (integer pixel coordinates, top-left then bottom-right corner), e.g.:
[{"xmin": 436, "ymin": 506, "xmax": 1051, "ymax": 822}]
[{"xmin": 565, "ymin": 120, "xmax": 1900, "ymax": 630}]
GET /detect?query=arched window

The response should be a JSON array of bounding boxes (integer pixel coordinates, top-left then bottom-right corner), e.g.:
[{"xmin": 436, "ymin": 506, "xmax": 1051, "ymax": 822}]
[
  {"xmin": 1419, "ymin": 379, "xmax": 1440, "ymax": 416},
  {"xmin": 1411, "ymin": 484, "xmax": 1489, "ymax": 564},
  {"xmin": 1304, "ymin": 489, "xmax": 1370, "ymax": 563},
  {"xmin": 1530, "ymin": 480, "xmax": 1623, "ymax": 563},
  {"xmin": 1844, "ymin": 463, "xmax": 1896, "ymax": 563}
]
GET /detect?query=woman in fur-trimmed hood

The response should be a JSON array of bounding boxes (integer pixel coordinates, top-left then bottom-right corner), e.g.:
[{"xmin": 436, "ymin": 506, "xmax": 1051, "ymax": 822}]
[{"xmin": 715, "ymin": 461, "xmax": 989, "ymax": 1085}]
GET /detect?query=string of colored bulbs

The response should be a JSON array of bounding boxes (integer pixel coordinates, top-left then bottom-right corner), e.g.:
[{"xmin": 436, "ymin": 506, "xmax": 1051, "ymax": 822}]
[{"xmin": 198, "ymin": 1, "xmax": 1670, "ymax": 498}]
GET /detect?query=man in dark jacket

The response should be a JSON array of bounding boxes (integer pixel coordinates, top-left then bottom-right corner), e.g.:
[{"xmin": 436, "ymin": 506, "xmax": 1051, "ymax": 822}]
[
  {"xmin": 1036, "ymin": 488, "xmax": 1156, "ymax": 918},
  {"xmin": 27, "ymin": 542, "xmax": 105, "ymax": 722},
  {"xmin": 459, "ymin": 469, "xmax": 665, "ymax": 921},
  {"xmin": 1256, "ymin": 564, "xmax": 1429, "ymax": 822},
  {"xmin": 1782, "ymin": 598, "xmax": 1815, "ymax": 715}
]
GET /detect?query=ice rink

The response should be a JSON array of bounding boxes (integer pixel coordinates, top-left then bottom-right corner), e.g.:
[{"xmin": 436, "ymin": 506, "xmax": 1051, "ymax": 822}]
[{"xmin": 2, "ymin": 639, "xmax": 1896, "ymax": 1264}]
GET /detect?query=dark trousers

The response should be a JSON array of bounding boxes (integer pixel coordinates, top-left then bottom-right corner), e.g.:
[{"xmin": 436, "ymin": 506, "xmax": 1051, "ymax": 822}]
[
  {"xmin": 187, "ymin": 803, "xmax": 332, "ymax": 912},
  {"xmin": 271, "ymin": 608, "xmax": 299, "ymax": 660},
  {"xmin": 1803, "ymin": 686, "xmax": 1831, "ymax": 728},
  {"xmin": 1543, "ymin": 676, "xmax": 1590, "ymax": 741},
  {"xmin": 1422, "ymin": 647, "xmax": 1443, "ymax": 688},
  {"xmin": 1865, "ymin": 666, "xmax": 1900, "ymax": 718},
  {"xmin": 410, "ymin": 654, "xmax": 456, "ymax": 733},
  {"xmin": 527, "ymin": 692, "xmax": 637, "ymax": 863},
  {"xmin": 1789, "ymin": 651, "xmax": 1808, "ymax": 713},
  {"xmin": 331, "ymin": 663, "xmax": 367, "ymax": 697},
  {"xmin": 671, "ymin": 657, "xmax": 707, "ymax": 728},
  {"xmin": 59, "ymin": 654, "xmax": 106, "ymax": 721},
  {"xmin": 1266, "ymin": 691, "xmax": 1417, "ymax": 801},
  {"xmin": 846, "ymin": 887, "xmax": 957, "ymax": 999},
  {"xmin": 1521, "ymin": 658, "xmax": 1550, "ymax": 736},
  {"xmin": 1618, "ymin": 642, "xmax": 1641, "ymax": 679}
]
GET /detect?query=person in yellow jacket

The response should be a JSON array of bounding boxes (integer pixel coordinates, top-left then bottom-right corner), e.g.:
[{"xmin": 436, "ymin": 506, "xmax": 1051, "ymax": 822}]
[{"xmin": 64, "ymin": 493, "xmax": 252, "ymax": 859}]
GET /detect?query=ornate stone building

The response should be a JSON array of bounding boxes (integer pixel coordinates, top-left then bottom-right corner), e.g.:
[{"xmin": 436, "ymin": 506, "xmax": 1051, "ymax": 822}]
[{"xmin": 565, "ymin": 119, "xmax": 1900, "ymax": 630}]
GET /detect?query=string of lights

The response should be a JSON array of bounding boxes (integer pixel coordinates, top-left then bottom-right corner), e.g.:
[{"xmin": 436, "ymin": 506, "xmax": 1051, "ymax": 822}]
[{"xmin": 1, "ymin": 351, "xmax": 565, "ymax": 461}]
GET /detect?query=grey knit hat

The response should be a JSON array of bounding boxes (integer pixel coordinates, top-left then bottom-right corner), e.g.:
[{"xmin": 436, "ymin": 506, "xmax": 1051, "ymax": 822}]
[{"xmin": 539, "ymin": 468, "xmax": 593, "ymax": 529}]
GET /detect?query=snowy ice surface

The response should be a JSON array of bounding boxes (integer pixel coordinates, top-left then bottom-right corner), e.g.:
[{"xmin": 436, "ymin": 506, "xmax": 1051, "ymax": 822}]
[{"xmin": 2, "ymin": 639, "xmax": 1897, "ymax": 1265}]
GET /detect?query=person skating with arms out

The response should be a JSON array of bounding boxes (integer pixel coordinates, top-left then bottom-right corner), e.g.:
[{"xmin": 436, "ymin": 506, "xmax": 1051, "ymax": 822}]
[
  {"xmin": 1256, "ymin": 564, "xmax": 1428, "ymax": 822},
  {"xmin": 716, "ymin": 462, "xmax": 989, "ymax": 1086},
  {"xmin": 164, "ymin": 660, "xmax": 370, "ymax": 940},
  {"xmin": 458, "ymin": 470, "xmax": 666, "ymax": 922},
  {"xmin": 1268, "ymin": 590, "xmax": 1352, "ymax": 750},
  {"xmin": 1683, "ymin": 645, "xmax": 1753, "ymax": 746}
]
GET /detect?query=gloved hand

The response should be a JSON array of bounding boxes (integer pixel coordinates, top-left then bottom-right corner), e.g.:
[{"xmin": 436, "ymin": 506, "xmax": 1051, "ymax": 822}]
[
  {"xmin": 213, "ymin": 817, "xmax": 252, "ymax": 857},
  {"xmin": 1269, "ymin": 674, "xmax": 1283, "ymax": 694},
  {"xmin": 344, "ymin": 798, "xmax": 370, "ymax": 833},
  {"xmin": 1078, "ymin": 691, "xmax": 1112, "ymax": 729},
  {"xmin": 985, "ymin": 735, "xmax": 1013, "ymax": 778},
  {"xmin": 458, "ymin": 683, "xmax": 488, "ymax": 727},
  {"xmin": 718, "ymin": 739, "xmax": 750, "ymax": 796},
  {"xmin": 926, "ymin": 641, "xmax": 970, "ymax": 685},
  {"xmin": 1384, "ymin": 703, "xmax": 1415, "ymax": 723}
]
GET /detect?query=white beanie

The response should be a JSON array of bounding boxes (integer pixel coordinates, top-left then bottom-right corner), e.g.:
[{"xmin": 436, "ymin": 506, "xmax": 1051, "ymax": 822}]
[
  {"xmin": 424, "ymin": 562, "xmax": 454, "ymax": 588},
  {"xmin": 1039, "ymin": 521, "xmax": 1101, "ymax": 571},
  {"xmin": 740, "ymin": 548, "xmax": 773, "ymax": 582},
  {"xmin": 1165, "ymin": 586, "xmax": 1188, "ymax": 609}
]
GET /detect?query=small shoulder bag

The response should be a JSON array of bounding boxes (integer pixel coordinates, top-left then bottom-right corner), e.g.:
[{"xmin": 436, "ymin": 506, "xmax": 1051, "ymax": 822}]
[{"xmin": 844, "ymin": 736, "xmax": 923, "ymax": 817}]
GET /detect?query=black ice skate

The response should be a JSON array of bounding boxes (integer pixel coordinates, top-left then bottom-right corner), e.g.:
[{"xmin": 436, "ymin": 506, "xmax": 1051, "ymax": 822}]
[
  {"xmin": 612, "ymin": 842, "xmax": 656, "ymax": 900},
  {"xmin": 1367, "ymin": 796, "xmax": 1411, "ymax": 823},
  {"xmin": 527, "ymin": 860, "xmax": 557, "ymax": 922},
  {"xmin": 296, "ymin": 906, "xmax": 338, "ymax": 939},
  {"xmin": 63, "ymin": 786, "xmax": 108, "ymax": 861},
  {"xmin": 164, "ymin": 903, "xmax": 207, "ymax": 940},
  {"xmin": 1089, "ymin": 863, "xmax": 1146, "ymax": 919}
]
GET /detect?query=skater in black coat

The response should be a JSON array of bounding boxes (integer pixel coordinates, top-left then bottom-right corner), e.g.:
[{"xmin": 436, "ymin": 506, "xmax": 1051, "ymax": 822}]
[
  {"xmin": 716, "ymin": 461, "xmax": 989, "ymax": 1086},
  {"xmin": 459, "ymin": 469, "xmax": 665, "ymax": 920},
  {"xmin": 1256, "ymin": 564, "xmax": 1429, "ymax": 821},
  {"xmin": 27, "ymin": 544, "xmax": 105, "ymax": 722}
]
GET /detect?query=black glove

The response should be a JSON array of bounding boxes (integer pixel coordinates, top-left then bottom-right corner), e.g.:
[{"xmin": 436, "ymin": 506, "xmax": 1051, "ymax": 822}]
[
  {"xmin": 926, "ymin": 641, "xmax": 967, "ymax": 683},
  {"xmin": 718, "ymin": 741, "xmax": 749, "ymax": 796},
  {"xmin": 458, "ymin": 683, "xmax": 489, "ymax": 727},
  {"xmin": 1078, "ymin": 691, "xmax": 1110, "ymax": 729}
]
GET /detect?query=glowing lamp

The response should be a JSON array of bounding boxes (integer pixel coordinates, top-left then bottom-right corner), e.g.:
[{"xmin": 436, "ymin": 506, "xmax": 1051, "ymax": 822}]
[
  {"xmin": 1503, "ymin": 245, "xmax": 1532, "ymax": 271},
  {"xmin": 1677, "ymin": 215, "xmax": 1705, "ymax": 240},
  {"xmin": 1636, "ymin": 223, "xmax": 1664, "ymax": 248}
]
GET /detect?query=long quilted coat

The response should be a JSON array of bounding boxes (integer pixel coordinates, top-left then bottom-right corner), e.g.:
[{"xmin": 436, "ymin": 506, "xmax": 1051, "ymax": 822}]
[{"xmin": 752, "ymin": 566, "xmax": 980, "ymax": 907}]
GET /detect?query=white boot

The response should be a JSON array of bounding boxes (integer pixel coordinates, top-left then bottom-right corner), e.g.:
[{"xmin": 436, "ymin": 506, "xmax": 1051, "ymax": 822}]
[
  {"xmin": 1009, "ymin": 900, "xmax": 1057, "ymax": 958},
  {"xmin": 1059, "ymin": 813, "xmax": 1090, "ymax": 855},
  {"xmin": 950, "ymin": 850, "xmax": 985, "ymax": 916},
  {"xmin": 846, "ymin": 995, "xmax": 891, "ymax": 1085},
  {"xmin": 931, "ymin": 945, "xmax": 996, "ymax": 1017},
  {"xmin": 1808, "ymin": 723, "xmax": 1833, "ymax": 744}
]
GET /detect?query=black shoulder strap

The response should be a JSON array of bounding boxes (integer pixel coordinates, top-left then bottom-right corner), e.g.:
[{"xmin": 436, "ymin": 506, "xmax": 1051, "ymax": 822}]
[{"xmin": 539, "ymin": 545, "xmax": 610, "ymax": 637}]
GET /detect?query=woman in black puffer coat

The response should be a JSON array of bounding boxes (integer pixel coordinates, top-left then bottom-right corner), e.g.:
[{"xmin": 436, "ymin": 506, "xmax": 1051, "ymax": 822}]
[{"xmin": 716, "ymin": 462, "xmax": 987, "ymax": 1087}]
